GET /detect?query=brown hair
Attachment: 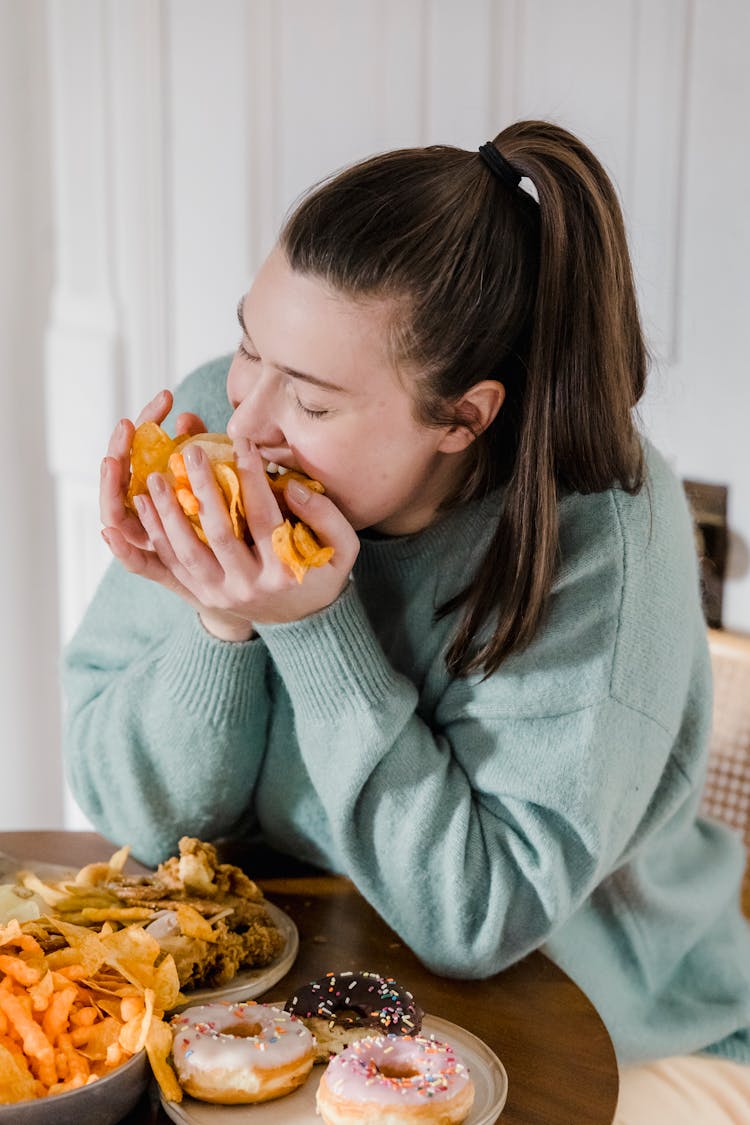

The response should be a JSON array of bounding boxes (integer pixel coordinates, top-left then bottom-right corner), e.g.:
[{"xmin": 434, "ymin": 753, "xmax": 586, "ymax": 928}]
[{"xmin": 280, "ymin": 120, "xmax": 647, "ymax": 676}]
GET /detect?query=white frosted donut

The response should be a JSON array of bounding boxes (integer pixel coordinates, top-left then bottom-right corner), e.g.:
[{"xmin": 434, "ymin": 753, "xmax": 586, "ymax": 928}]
[
  {"xmin": 170, "ymin": 1000, "xmax": 316, "ymax": 1104},
  {"xmin": 316, "ymin": 1034, "xmax": 475, "ymax": 1125}
]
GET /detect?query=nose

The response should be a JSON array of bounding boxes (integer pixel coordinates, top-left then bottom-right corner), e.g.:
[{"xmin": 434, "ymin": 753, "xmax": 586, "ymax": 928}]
[{"xmin": 226, "ymin": 375, "xmax": 286, "ymax": 448}]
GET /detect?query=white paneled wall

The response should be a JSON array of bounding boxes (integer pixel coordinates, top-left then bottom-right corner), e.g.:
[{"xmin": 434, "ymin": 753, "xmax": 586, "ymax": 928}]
[
  {"xmin": 0, "ymin": 0, "xmax": 60, "ymax": 829},
  {"xmin": 4, "ymin": 0, "xmax": 749, "ymax": 827}
]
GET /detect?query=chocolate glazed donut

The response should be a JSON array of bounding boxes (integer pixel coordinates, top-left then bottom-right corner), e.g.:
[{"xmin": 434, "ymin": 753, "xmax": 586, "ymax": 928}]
[{"xmin": 285, "ymin": 971, "xmax": 424, "ymax": 1060}]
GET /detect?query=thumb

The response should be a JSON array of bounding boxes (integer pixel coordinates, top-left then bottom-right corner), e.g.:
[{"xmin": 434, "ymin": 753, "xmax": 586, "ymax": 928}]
[
  {"xmin": 284, "ymin": 480, "xmax": 359, "ymax": 573},
  {"xmin": 174, "ymin": 412, "xmax": 207, "ymax": 437}
]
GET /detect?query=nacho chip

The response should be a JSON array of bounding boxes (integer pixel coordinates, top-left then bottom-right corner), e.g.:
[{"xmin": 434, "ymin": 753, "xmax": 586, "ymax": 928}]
[
  {"xmin": 126, "ymin": 421, "xmax": 175, "ymax": 509},
  {"xmin": 272, "ymin": 518, "xmax": 334, "ymax": 583},
  {"xmin": 146, "ymin": 1019, "xmax": 183, "ymax": 1103},
  {"xmin": 271, "ymin": 520, "xmax": 307, "ymax": 583},
  {"xmin": 293, "ymin": 520, "xmax": 335, "ymax": 566},
  {"xmin": 213, "ymin": 462, "xmax": 245, "ymax": 538},
  {"xmin": 118, "ymin": 988, "xmax": 154, "ymax": 1055},
  {"xmin": 173, "ymin": 904, "xmax": 217, "ymax": 943}
]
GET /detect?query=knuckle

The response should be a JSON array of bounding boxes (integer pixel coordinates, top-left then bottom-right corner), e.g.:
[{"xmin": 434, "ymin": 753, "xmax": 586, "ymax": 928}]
[
  {"xmin": 180, "ymin": 549, "xmax": 203, "ymax": 572},
  {"xmin": 211, "ymin": 529, "xmax": 235, "ymax": 553},
  {"xmin": 233, "ymin": 579, "xmax": 254, "ymax": 603},
  {"xmin": 122, "ymin": 551, "xmax": 147, "ymax": 576}
]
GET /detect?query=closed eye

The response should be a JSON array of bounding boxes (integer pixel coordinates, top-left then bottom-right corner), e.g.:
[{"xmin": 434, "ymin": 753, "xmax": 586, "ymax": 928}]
[
  {"xmin": 293, "ymin": 396, "xmax": 330, "ymax": 420},
  {"xmin": 236, "ymin": 338, "xmax": 333, "ymax": 419},
  {"xmin": 237, "ymin": 341, "xmax": 259, "ymax": 362}
]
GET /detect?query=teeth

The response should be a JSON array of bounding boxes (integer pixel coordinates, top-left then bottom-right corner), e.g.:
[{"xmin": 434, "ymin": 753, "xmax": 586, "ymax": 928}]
[
  {"xmin": 266, "ymin": 462, "xmax": 279, "ymax": 474},
  {"xmin": 276, "ymin": 465, "xmax": 288, "ymax": 475}
]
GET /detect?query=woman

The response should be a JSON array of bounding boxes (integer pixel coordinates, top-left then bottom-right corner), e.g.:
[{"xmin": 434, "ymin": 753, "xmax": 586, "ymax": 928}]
[{"xmin": 64, "ymin": 120, "xmax": 750, "ymax": 1120}]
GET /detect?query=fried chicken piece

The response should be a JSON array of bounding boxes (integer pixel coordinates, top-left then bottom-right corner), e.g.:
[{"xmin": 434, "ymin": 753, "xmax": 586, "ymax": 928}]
[
  {"xmin": 155, "ymin": 838, "xmax": 264, "ymax": 902},
  {"xmin": 159, "ymin": 913, "xmax": 285, "ymax": 989}
]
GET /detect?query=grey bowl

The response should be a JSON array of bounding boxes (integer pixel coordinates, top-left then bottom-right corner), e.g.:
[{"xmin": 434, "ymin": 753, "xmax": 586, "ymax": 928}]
[{"xmin": 0, "ymin": 1048, "xmax": 150, "ymax": 1125}]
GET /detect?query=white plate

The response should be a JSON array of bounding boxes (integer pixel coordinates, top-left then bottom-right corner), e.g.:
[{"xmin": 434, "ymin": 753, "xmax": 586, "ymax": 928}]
[
  {"xmin": 160, "ymin": 1013, "xmax": 508, "ymax": 1124},
  {"xmin": 0, "ymin": 853, "xmax": 76, "ymax": 882},
  {"xmin": 172, "ymin": 902, "xmax": 299, "ymax": 1011}
]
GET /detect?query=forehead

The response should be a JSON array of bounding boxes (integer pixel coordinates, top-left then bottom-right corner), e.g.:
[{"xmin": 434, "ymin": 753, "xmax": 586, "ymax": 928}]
[{"xmin": 243, "ymin": 248, "xmax": 409, "ymax": 391}]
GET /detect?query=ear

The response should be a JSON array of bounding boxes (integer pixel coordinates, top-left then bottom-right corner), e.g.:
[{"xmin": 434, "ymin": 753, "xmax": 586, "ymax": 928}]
[{"xmin": 437, "ymin": 380, "xmax": 505, "ymax": 453}]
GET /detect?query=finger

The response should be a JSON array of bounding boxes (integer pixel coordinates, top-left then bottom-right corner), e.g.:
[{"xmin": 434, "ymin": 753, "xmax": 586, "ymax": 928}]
[
  {"xmin": 134, "ymin": 389, "xmax": 173, "ymax": 427},
  {"xmin": 146, "ymin": 471, "xmax": 224, "ymax": 585},
  {"xmin": 232, "ymin": 438, "xmax": 284, "ymax": 548},
  {"xmin": 131, "ymin": 492, "xmax": 184, "ymax": 575},
  {"xmin": 174, "ymin": 412, "xmax": 207, "ymax": 437},
  {"xmin": 99, "ymin": 455, "xmax": 151, "ymax": 550},
  {"xmin": 101, "ymin": 524, "xmax": 185, "ymax": 594},
  {"xmin": 284, "ymin": 480, "xmax": 360, "ymax": 574},
  {"xmin": 104, "ymin": 418, "xmax": 136, "ymax": 498},
  {"xmin": 182, "ymin": 444, "xmax": 253, "ymax": 572},
  {"xmin": 103, "ymin": 389, "xmax": 172, "ymax": 536}
]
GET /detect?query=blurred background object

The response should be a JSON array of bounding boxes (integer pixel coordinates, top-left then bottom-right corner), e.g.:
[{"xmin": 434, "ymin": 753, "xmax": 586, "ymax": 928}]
[
  {"xmin": 2, "ymin": 0, "xmax": 749, "ymax": 829},
  {"xmin": 702, "ymin": 629, "xmax": 750, "ymax": 918},
  {"xmin": 684, "ymin": 480, "xmax": 729, "ymax": 628}
]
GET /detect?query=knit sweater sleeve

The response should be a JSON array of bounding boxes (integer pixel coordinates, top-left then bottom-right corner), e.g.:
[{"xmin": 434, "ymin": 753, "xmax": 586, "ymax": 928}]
[
  {"xmin": 63, "ymin": 564, "xmax": 272, "ymax": 865},
  {"xmin": 254, "ymin": 580, "xmax": 683, "ymax": 978}
]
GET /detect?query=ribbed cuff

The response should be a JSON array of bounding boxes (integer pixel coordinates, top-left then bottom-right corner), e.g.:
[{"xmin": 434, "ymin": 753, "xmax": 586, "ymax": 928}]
[
  {"xmin": 156, "ymin": 612, "xmax": 268, "ymax": 728},
  {"xmin": 254, "ymin": 584, "xmax": 401, "ymax": 724}
]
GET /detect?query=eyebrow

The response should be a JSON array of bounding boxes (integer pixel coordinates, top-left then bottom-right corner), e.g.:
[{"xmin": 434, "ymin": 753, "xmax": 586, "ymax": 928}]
[{"xmin": 236, "ymin": 296, "xmax": 351, "ymax": 395}]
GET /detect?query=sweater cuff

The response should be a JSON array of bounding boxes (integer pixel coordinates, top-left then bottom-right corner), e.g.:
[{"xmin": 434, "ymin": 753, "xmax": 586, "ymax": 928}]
[
  {"xmin": 255, "ymin": 584, "xmax": 401, "ymax": 724},
  {"xmin": 157, "ymin": 612, "xmax": 267, "ymax": 728}
]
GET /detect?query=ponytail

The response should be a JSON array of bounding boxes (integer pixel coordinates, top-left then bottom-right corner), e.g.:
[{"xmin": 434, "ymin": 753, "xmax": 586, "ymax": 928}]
[{"xmin": 444, "ymin": 120, "xmax": 646, "ymax": 676}]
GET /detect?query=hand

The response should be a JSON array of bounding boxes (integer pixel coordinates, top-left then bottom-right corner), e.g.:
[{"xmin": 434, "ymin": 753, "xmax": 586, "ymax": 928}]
[{"xmin": 103, "ymin": 430, "xmax": 359, "ymax": 641}]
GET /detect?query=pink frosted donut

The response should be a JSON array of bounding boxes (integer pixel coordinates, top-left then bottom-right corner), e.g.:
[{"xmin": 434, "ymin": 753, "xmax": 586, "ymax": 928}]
[
  {"xmin": 316, "ymin": 1034, "xmax": 475, "ymax": 1125},
  {"xmin": 170, "ymin": 1000, "xmax": 315, "ymax": 1104}
]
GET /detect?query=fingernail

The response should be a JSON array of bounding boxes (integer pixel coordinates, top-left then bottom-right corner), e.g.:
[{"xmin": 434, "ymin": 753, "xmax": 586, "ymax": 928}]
[
  {"xmin": 286, "ymin": 478, "xmax": 311, "ymax": 504},
  {"xmin": 233, "ymin": 437, "xmax": 257, "ymax": 467},
  {"xmin": 148, "ymin": 472, "xmax": 166, "ymax": 495},
  {"xmin": 133, "ymin": 494, "xmax": 147, "ymax": 516},
  {"xmin": 183, "ymin": 444, "xmax": 203, "ymax": 469}
]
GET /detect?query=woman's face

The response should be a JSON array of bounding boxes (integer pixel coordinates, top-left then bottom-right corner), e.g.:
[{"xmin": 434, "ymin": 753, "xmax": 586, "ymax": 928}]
[{"xmin": 226, "ymin": 248, "xmax": 467, "ymax": 535}]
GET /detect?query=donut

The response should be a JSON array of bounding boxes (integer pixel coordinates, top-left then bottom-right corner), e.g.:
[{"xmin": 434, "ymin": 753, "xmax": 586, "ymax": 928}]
[
  {"xmin": 316, "ymin": 1034, "xmax": 475, "ymax": 1125},
  {"xmin": 285, "ymin": 970, "xmax": 423, "ymax": 1060},
  {"xmin": 170, "ymin": 1000, "xmax": 315, "ymax": 1103}
]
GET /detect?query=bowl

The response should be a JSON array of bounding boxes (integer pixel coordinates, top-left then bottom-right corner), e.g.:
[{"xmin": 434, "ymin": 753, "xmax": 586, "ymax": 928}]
[{"xmin": 0, "ymin": 1048, "xmax": 150, "ymax": 1125}]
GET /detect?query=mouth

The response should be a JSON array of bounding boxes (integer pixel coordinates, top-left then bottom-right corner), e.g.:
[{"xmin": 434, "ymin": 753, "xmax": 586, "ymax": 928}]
[{"xmin": 264, "ymin": 461, "xmax": 291, "ymax": 478}]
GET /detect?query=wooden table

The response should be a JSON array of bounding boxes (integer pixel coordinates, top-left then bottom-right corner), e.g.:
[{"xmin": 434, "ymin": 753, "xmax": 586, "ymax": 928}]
[{"xmin": 0, "ymin": 831, "xmax": 619, "ymax": 1124}]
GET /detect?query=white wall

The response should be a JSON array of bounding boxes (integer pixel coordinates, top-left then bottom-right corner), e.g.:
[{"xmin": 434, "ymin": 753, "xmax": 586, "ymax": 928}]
[
  {"xmin": 0, "ymin": 0, "xmax": 61, "ymax": 827},
  {"xmin": 2, "ymin": 0, "xmax": 749, "ymax": 829}
]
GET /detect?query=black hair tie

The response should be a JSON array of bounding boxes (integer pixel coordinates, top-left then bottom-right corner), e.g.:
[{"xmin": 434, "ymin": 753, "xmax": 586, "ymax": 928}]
[{"xmin": 478, "ymin": 142, "xmax": 522, "ymax": 190}]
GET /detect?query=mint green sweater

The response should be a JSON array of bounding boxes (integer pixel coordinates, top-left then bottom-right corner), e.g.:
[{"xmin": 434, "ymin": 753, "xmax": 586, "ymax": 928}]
[{"xmin": 63, "ymin": 357, "xmax": 750, "ymax": 1066}]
